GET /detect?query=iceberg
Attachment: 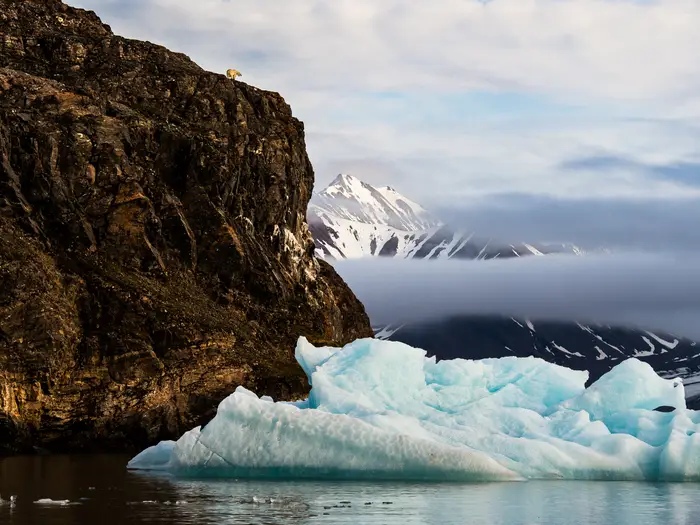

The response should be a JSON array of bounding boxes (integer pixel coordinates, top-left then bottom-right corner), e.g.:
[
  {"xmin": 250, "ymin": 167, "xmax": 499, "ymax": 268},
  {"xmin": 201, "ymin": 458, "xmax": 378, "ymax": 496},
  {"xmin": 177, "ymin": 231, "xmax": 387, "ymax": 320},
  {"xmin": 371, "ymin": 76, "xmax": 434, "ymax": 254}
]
[{"xmin": 128, "ymin": 337, "xmax": 700, "ymax": 481}]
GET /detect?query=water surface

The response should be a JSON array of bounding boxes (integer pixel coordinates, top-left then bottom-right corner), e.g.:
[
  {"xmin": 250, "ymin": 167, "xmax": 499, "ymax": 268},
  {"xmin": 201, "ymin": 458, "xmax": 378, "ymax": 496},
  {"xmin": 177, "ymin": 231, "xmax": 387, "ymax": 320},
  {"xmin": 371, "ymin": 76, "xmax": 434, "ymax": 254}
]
[{"xmin": 1, "ymin": 454, "xmax": 699, "ymax": 524}]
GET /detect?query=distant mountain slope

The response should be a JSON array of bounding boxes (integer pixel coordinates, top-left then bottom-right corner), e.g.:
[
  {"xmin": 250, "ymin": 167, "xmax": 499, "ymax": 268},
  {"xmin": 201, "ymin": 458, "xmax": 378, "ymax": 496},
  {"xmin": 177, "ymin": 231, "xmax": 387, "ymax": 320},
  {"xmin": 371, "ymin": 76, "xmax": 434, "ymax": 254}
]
[
  {"xmin": 308, "ymin": 174, "xmax": 581, "ymax": 259},
  {"xmin": 377, "ymin": 316, "xmax": 700, "ymax": 408}
]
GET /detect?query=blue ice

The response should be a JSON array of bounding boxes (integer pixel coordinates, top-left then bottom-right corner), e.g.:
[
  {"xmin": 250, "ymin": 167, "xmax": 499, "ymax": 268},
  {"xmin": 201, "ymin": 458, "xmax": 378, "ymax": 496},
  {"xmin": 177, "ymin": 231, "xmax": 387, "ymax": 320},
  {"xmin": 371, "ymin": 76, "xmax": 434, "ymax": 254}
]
[{"xmin": 128, "ymin": 337, "xmax": 700, "ymax": 481}]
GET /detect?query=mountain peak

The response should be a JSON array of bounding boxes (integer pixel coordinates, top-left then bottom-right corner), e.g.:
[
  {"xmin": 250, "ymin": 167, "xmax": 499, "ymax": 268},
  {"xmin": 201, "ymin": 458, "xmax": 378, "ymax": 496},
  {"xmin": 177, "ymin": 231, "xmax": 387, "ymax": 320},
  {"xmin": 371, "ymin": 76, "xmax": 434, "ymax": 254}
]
[
  {"xmin": 313, "ymin": 174, "xmax": 440, "ymax": 232},
  {"xmin": 321, "ymin": 173, "xmax": 367, "ymax": 198},
  {"xmin": 329, "ymin": 173, "xmax": 359, "ymax": 185},
  {"xmin": 308, "ymin": 176, "xmax": 584, "ymax": 261}
]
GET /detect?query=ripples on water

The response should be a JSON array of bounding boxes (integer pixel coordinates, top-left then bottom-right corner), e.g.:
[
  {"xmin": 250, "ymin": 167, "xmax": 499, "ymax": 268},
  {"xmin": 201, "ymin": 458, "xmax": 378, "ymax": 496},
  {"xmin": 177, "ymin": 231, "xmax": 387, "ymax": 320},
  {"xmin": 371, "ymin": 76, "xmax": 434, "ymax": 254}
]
[{"xmin": 1, "ymin": 454, "xmax": 700, "ymax": 525}]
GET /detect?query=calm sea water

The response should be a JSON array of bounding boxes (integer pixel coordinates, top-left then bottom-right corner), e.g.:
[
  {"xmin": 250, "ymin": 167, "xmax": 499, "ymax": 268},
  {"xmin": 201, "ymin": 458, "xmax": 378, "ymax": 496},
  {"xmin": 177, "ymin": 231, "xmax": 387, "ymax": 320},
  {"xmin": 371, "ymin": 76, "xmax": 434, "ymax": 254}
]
[{"xmin": 1, "ymin": 454, "xmax": 700, "ymax": 525}]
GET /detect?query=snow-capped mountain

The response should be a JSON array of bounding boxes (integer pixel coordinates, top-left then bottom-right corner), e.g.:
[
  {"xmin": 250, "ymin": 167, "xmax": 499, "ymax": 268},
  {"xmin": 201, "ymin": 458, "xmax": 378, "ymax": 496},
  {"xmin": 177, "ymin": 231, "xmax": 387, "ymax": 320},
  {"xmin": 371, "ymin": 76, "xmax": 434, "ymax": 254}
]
[
  {"xmin": 376, "ymin": 316, "xmax": 700, "ymax": 409},
  {"xmin": 311, "ymin": 174, "xmax": 439, "ymax": 231},
  {"xmin": 308, "ymin": 174, "xmax": 439, "ymax": 259},
  {"xmin": 308, "ymin": 174, "xmax": 581, "ymax": 260}
]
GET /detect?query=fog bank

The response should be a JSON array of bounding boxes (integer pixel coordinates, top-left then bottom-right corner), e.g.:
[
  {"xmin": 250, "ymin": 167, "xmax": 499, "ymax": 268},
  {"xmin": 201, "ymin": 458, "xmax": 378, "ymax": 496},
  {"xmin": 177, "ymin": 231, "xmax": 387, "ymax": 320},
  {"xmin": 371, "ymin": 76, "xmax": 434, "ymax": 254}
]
[{"xmin": 333, "ymin": 253, "xmax": 700, "ymax": 340}]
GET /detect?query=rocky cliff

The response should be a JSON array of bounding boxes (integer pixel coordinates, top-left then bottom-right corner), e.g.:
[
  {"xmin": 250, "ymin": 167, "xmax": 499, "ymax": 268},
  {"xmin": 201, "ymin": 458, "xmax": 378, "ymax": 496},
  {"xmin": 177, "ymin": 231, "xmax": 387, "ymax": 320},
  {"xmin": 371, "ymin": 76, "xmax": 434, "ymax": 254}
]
[{"xmin": 0, "ymin": 0, "xmax": 372, "ymax": 453}]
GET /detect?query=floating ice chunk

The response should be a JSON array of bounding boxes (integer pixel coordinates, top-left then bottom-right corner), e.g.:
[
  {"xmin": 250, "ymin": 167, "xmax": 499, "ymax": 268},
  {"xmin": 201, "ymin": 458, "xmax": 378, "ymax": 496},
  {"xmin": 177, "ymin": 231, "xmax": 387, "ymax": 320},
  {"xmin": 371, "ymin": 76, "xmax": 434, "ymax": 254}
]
[
  {"xmin": 34, "ymin": 499, "xmax": 72, "ymax": 505},
  {"xmin": 128, "ymin": 439, "xmax": 176, "ymax": 470},
  {"xmin": 131, "ymin": 385, "xmax": 515, "ymax": 480},
  {"xmin": 0, "ymin": 495, "xmax": 17, "ymax": 507},
  {"xmin": 129, "ymin": 337, "xmax": 700, "ymax": 481}
]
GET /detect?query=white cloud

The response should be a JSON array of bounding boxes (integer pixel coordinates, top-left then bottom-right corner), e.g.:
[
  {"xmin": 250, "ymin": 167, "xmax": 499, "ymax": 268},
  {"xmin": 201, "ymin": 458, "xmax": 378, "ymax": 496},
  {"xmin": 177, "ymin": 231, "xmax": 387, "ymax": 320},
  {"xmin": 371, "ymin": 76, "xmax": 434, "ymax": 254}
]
[
  {"xmin": 75, "ymin": 0, "xmax": 700, "ymax": 103},
  {"xmin": 310, "ymin": 115, "xmax": 700, "ymax": 204},
  {"xmin": 68, "ymin": 0, "xmax": 700, "ymax": 202}
]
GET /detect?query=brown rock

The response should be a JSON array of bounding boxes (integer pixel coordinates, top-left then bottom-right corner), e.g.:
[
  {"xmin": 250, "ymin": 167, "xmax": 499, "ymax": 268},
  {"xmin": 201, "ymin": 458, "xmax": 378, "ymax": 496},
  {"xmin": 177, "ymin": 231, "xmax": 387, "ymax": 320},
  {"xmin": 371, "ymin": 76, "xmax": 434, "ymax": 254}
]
[{"xmin": 0, "ymin": 0, "xmax": 372, "ymax": 454}]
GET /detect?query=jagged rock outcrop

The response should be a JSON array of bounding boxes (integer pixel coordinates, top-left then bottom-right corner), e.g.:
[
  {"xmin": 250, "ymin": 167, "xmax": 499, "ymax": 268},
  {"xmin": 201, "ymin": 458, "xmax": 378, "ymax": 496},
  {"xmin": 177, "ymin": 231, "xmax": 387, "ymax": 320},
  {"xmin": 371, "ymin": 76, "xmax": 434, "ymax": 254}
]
[{"xmin": 0, "ymin": 0, "xmax": 372, "ymax": 453}]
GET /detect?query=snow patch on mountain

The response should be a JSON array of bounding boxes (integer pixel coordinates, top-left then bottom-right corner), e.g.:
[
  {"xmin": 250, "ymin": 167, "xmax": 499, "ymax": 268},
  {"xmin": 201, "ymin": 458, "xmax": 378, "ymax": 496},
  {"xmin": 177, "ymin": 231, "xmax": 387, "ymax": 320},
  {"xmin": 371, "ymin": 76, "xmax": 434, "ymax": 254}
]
[
  {"xmin": 312, "ymin": 174, "xmax": 439, "ymax": 231},
  {"xmin": 308, "ymin": 174, "xmax": 582, "ymax": 260}
]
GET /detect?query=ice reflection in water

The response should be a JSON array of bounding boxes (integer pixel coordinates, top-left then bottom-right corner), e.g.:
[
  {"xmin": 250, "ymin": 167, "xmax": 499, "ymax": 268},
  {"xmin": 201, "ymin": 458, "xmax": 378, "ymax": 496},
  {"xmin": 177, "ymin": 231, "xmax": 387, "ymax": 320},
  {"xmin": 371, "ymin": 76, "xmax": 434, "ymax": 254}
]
[{"xmin": 1, "ymin": 454, "xmax": 700, "ymax": 525}]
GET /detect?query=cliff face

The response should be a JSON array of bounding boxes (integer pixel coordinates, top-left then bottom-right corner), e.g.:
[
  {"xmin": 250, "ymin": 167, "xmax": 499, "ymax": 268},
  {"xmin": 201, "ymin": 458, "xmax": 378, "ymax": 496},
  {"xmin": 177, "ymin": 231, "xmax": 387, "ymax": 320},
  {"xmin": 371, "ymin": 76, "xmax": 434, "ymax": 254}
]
[{"xmin": 0, "ymin": 0, "xmax": 372, "ymax": 453}]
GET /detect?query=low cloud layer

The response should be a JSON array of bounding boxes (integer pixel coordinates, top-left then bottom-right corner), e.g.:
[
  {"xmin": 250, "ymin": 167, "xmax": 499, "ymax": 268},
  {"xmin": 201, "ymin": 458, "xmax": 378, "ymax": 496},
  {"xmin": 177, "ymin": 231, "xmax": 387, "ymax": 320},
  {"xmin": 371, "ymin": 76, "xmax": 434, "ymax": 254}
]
[
  {"xmin": 436, "ymin": 194, "xmax": 700, "ymax": 252},
  {"xmin": 333, "ymin": 254, "xmax": 700, "ymax": 340}
]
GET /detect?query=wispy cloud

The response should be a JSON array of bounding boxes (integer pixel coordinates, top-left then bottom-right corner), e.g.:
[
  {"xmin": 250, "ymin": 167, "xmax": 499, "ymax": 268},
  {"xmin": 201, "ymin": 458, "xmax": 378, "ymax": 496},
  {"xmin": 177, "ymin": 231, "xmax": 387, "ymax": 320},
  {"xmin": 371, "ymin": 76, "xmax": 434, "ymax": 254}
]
[
  {"xmin": 562, "ymin": 155, "xmax": 700, "ymax": 187},
  {"xmin": 333, "ymin": 254, "xmax": 700, "ymax": 340},
  {"xmin": 437, "ymin": 194, "xmax": 700, "ymax": 251},
  {"xmin": 67, "ymin": 0, "xmax": 700, "ymax": 205},
  {"xmin": 73, "ymin": 0, "xmax": 700, "ymax": 101}
]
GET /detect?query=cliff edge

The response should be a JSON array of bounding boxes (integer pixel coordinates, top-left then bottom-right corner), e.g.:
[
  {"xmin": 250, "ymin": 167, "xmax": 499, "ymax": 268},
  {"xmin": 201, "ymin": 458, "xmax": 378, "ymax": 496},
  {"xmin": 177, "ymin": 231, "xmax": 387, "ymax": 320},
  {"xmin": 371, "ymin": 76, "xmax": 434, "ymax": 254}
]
[{"xmin": 0, "ymin": 0, "xmax": 372, "ymax": 453}]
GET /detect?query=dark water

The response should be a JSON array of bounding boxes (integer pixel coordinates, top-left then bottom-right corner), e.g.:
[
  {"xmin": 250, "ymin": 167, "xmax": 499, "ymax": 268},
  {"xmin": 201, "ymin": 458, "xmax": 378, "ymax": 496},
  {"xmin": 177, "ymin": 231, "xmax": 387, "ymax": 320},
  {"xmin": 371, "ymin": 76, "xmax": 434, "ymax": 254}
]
[{"xmin": 2, "ymin": 454, "xmax": 700, "ymax": 525}]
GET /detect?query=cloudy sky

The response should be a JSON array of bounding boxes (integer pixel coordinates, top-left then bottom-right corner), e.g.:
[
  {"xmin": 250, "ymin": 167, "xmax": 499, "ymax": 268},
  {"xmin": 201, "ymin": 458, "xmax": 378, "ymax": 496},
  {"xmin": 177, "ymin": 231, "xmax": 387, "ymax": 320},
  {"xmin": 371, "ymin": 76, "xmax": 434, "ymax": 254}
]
[{"xmin": 68, "ymin": 0, "xmax": 700, "ymax": 249}]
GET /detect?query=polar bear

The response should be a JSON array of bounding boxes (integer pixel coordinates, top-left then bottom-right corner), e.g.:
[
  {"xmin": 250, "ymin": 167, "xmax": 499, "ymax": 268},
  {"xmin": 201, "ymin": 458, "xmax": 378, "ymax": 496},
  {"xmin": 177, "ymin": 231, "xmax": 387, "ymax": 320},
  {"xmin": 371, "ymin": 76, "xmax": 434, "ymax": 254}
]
[{"xmin": 226, "ymin": 68, "xmax": 242, "ymax": 81}]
